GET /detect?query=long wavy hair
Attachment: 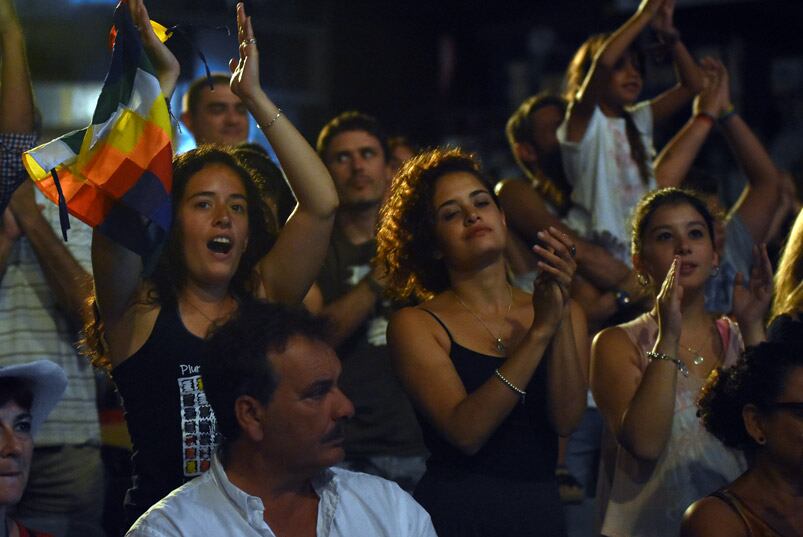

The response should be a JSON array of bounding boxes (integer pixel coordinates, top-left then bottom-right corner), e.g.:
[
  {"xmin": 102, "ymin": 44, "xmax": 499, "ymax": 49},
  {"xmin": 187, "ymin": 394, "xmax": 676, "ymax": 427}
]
[
  {"xmin": 82, "ymin": 146, "xmax": 276, "ymax": 370},
  {"xmin": 563, "ymin": 33, "xmax": 651, "ymax": 186},
  {"xmin": 375, "ymin": 147, "xmax": 499, "ymax": 302},
  {"xmin": 771, "ymin": 209, "xmax": 803, "ymax": 321}
]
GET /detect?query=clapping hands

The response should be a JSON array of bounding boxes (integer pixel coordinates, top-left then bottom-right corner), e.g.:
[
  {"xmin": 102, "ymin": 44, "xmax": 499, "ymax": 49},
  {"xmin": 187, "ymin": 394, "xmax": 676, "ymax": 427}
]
[{"xmin": 531, "ymin": 227, "xmax": 577, "ymax": 329}]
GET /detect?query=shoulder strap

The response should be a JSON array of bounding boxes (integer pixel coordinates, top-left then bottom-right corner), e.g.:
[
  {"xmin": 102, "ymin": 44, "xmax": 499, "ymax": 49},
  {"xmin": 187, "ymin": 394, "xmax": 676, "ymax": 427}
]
[
  {"xmin": 420, "ymin": 308, "xmax": 455, "ymax": 344},
  {"xmin": 709, "ymin": 490, "xmax": 753, "ymax": 537}
]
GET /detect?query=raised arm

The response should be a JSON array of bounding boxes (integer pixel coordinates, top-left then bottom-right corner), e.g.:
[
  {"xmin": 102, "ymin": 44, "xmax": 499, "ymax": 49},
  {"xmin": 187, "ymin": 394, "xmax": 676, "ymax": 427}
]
[
  {"xmin": 591, "ymin": 257, "xmax": 683, "ymax": 461},
  {"xmin": 654, "ymin": 58, "xmax": 721, "ymax": 187},
  {"xmin": 0, "ymin": 0, "xmax": 33, "ymax": 133},
  {"xmin": 229, "ymin": 3, "xmax": 337, "ymax": 305},
  {"xmin": 719, "ymin": 111, "xmax": 784, "ymax": 245},
  {"xmin": 565, "ymin": 0, "xmax": 663, "ymax": 143},
  {"xmin": 8, "ymin": 181, "xmax": 92, "ymax": 328},
  {"xmin": 648, "ymin": 0, "xmax": 705, "ymax": 123},
  {"xmin": 93, "ymin": 0, "xmax": 178, "ymax": 329}
]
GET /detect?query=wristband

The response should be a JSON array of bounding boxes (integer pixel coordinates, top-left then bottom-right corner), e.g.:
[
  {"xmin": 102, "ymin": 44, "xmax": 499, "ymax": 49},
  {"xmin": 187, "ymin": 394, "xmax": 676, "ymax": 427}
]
[
  {"xmin": 647, "ymin": 351, "xmax": 689, "ymax": 377},
  {"xmin": 694, "ymin": 112, "xmax": 716, "ymax": 126}
]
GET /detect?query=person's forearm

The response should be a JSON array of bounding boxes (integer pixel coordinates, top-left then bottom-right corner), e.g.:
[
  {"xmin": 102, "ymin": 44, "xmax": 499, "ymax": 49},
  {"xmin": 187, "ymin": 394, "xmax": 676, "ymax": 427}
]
[
  {"xmin": 431, "ymin": 325, "xmax": 555, "ymax": 455},
  {"xmin": 672, "ymin": 40, "xmax": 705, "ymax": 95},
  {"xmin": 720, "ymin": 114, "xmax": 780, "ymax": 191},
  {"xmin": 575, "ymin": 241, "xmax": 630, "ymax": 290},
  {"xmin": 618, "ymin": 335, "xmax": 678, "ymax": 460},
  {"xmin": 0, "ymin": 234, "xmax": 13, "ymax": 278},
  {"xmin": 595, "ymin": 8, "xmax": 655, "ymax": 72},
  {"xmin": 321, "ymin": 278, "xmax": 381, "ymax": 348},
  {"xmin": 546, "ymin": 308, "xmax": 587, "ymax": 435},
  {"xmin": 654, "ymin": 115, "xmax": 714, "ymax": 188},
  {"xmin": 244, "ymin": 91, "xmax": 338, "ymax": 219},
  {"xmin": 0, "ymin": 24, "xmax": 35, "ymax": 132},
  {"xmin": 15, "ymin": 211, "xmax": 92, "ymax": 326}
]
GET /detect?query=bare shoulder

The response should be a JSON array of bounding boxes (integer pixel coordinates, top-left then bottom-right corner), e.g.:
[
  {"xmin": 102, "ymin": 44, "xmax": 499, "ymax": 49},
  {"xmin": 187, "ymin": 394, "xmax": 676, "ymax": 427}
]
[
  {"xmin": 592, "ymin": 325, "xmax": 632, "ymax": 353},
  {"xmin": 681, "ymin": 495, "xmax": 747, "ymax": 537}
]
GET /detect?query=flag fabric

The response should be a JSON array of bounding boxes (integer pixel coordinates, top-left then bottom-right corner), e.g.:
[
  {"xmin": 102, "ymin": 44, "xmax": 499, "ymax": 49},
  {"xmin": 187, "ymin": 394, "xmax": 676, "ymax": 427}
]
[{"xmin": 22, "ymin": 1, "xmax": 173, "ymax": 259}]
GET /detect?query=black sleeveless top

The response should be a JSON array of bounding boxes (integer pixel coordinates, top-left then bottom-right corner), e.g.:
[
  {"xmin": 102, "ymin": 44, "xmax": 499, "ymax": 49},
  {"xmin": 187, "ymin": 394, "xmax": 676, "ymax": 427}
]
[
  {"xmin": 419, "ymin": 310, "xmax": 557, "ymax": 480},
  {"xmin": 112, "ymin": 303, "xmax": 216, "ymax": 523}
]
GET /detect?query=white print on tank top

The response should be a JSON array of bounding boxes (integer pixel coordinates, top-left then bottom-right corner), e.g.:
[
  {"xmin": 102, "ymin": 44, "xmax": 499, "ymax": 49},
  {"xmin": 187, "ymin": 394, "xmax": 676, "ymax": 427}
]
[
  {"xmin": 178, "ymin": 364, "xmax": 218, "ymax": 477},
  {"xmin": 348, "ymin": 264, "xmax": 389, "ymax": 347}
]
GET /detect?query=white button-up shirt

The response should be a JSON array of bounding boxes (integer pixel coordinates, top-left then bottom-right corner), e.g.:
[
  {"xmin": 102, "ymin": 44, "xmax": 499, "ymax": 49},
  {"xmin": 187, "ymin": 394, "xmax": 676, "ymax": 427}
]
[{"xmin": 126, "ymin": 455, "xmax": 437, "ymax": 536}]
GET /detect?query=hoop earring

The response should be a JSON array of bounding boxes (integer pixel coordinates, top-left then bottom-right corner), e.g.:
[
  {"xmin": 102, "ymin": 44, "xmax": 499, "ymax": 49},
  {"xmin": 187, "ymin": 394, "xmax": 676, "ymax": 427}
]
[
  {"xmin": 710, "ymin": 265, "xmax": 720, "ymax": 278},
  {"xmin": 756, "ymin": 435, "xmax": 766, "ymax": 445}
]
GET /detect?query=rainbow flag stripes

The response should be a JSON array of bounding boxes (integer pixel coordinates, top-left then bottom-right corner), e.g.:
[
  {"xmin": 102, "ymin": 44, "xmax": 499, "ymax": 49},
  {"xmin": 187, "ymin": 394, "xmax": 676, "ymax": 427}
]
[{"xmin": 23, "ymin": 1, "xmax": 172, "ymax": 258}]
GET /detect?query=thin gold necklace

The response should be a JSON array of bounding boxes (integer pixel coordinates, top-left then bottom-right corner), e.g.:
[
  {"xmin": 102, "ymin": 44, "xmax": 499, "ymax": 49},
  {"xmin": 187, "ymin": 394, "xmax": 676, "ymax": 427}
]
[
  {"xmin": 452, "ymin": 285, "xmax": 513, "ymax": 355},
  {"xmin": 182, "ymin": 295, "xmax": 233, "ymax": 325}
]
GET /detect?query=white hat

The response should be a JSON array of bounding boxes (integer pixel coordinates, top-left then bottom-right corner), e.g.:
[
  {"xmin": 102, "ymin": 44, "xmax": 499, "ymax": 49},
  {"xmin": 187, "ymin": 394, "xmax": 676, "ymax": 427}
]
[{"xmin": 0, "ymin": 360, "xmax": 67, "ymax": 437}]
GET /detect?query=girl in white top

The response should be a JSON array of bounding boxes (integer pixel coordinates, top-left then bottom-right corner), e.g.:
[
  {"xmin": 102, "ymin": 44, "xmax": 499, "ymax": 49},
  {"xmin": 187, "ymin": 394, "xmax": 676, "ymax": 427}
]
[
  {"xmin": 558, "ymin": 0, "xmax": 704, "ymax": 264},
  {"xmin": 591, "ymin": 188, "xmax": 772, "ymax": 537}
]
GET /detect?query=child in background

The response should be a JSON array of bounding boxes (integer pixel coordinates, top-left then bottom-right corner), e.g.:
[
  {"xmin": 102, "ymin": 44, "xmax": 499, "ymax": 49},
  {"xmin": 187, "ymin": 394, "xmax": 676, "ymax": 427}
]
[{"xmin": 559, "ymin": 0, "xmax": 704, "ymax": 264}]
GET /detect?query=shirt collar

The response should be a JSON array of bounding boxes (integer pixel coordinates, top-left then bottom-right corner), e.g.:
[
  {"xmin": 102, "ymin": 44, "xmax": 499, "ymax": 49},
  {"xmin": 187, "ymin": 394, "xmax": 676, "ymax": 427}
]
[
  {"xmin": 211, "ymin": 454, "xmax": 342, "ymax": 536},
  {"xmin": 210, "ymin": 453, "xmax": 270, "ymax": 531}
]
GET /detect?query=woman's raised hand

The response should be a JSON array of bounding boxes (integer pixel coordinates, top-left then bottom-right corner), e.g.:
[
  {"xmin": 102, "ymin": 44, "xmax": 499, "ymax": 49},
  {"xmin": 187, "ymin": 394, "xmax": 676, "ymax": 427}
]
[
  {"xmin": 656, "ymin": 256, "xmax": 683, "ymax": 341},
  {"xmin": 530, "ymin": 227, "xmax": 577, "ymax": 329},
  {"xmin": 229, "ymin": 2, "xmax": 263, "ymax": 105},
  {"xmin": 731, "ymin": 243, "xmax": 773, "ymax": 331},
  {"xmin": 128, "ymin": 0, "xmax": 179, "ymax": 98}
]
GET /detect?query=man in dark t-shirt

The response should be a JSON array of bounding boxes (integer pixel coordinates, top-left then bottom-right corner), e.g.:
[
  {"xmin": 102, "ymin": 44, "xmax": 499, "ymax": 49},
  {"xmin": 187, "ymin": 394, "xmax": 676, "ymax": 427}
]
[{"xmin": 311, "ymin": 111, "xmax": 426, "ymax": 491}]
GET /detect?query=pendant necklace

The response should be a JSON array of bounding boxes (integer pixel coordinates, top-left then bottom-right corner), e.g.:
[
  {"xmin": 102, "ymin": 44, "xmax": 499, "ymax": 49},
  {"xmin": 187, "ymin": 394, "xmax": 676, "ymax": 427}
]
[
  {"xmin": 685, "ymin": 345, "xmax": 706, "ymax": 366},
  {"xmin": 453, "ymin": 284, "xmax": 513, "ymax": 355}
]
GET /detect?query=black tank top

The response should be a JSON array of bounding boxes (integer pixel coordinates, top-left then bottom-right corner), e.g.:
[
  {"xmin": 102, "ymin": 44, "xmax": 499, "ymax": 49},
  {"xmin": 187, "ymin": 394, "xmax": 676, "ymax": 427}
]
[
  {"xmin": 112, "ymin": 303, "xmax": 216, "ymax": 523},
  {"xmin": 420, "ymin": 310, "xmax": 557, "ymax": 480}
]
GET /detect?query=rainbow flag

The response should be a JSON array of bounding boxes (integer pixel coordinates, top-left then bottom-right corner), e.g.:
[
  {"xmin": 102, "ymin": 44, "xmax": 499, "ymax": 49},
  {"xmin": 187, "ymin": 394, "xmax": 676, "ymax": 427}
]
[{"xmin": 22, "ymin": 1, "xmax": 172, "ymax": 259}]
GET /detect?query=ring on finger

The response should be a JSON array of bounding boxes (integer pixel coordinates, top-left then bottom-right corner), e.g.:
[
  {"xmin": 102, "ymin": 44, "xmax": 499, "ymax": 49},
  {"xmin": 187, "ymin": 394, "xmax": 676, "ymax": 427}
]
[
  {"xmin": 243, "ymin": 37, "xmax": 257, "ymax": 46},
  {"xmin": 569, "ymin": 244, "xmax": 577, "ymax": 258}
]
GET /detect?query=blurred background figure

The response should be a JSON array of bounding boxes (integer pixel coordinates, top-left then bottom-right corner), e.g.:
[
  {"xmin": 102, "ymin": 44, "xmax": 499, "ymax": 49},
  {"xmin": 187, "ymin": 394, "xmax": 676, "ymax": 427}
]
[{"xmin": 683, "ymin": 341, "xmax": 803, "ymax": 537}]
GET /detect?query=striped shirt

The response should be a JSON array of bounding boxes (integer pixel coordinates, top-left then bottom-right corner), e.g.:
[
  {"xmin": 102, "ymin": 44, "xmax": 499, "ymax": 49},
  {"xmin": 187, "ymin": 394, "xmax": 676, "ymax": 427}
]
[{"xmin": 0, "ymin": 190, "xmax": 100, "ymax": 446}]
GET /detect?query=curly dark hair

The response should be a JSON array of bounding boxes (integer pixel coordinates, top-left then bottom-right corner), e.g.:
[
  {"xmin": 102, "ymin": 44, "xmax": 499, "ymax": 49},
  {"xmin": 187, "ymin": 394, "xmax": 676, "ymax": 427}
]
[
  {"xmin": 201, "ymin": 299, "xmax": 329, "ymax": 448},
  {"xmin": 698, "ymin": 341, "xmax": 803, "ymax": 455},
  {"xmin": 630, "ymin": 187, "xmax": 716, "ymax": 260},
  {"xmin": 375, "ymin": 147, "xmax": 498, "ymax": 301}
]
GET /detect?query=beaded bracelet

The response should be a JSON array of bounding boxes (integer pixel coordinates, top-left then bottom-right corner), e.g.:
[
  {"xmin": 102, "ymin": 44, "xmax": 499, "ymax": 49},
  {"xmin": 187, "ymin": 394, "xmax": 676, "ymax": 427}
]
[
  {"xmin": 494, "ymin": 368, "xmax": 527, "ymax": 404},
  {"xmin": 646, "ymin": 351, "xmax": 689, "ymax": 377},
  {"xmin": 263, "ymin": 108, "xmax": 283, "ymax": 130}
]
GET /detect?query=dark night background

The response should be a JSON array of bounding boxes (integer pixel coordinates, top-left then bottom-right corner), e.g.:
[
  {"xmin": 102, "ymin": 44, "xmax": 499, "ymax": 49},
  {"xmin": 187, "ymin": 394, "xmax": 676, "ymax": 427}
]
[{"xmin": 19, "ymin": 0, "xmax": 803, "ymax": 186}]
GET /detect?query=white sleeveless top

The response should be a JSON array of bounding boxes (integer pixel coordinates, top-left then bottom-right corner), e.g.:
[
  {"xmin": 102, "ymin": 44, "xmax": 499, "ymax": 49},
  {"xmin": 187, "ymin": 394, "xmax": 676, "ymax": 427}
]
[{"xmin": 600, "ymin": 313, "xmax": 747, "ymax": 537}]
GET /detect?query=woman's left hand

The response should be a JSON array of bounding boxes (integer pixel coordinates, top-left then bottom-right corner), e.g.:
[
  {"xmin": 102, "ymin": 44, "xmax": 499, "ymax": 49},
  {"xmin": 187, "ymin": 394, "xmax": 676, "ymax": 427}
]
[
  {"xmin": 731, "ymin": 243, "xmax": 773, "ymax": 330},
  {"xmin": 532, "ymin": 226, "xmax": 578, "ymax": 310},
  {"xmin": 128, "ymin": 0, "xmax": 179, "ymax": 98},
  {"xmin": 229, "ymin": 2, "xmax": 263, "ymax": 105}
]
